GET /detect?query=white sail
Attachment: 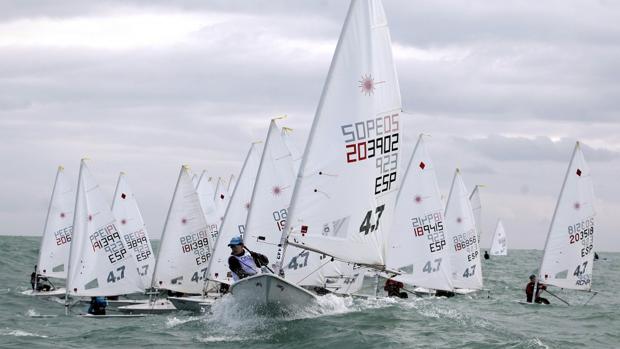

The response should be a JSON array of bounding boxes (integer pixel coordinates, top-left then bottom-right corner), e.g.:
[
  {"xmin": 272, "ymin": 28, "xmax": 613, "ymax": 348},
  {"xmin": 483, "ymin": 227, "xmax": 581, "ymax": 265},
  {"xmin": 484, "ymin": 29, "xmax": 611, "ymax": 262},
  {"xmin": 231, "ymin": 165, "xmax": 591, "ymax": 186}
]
[
  {"xmin": 37, "ymin": 166, "xmax": 74, "ymax": 279},
  {"xmin": 213, "ymin": 177, "xmax": 230, "ymax": 223},
  {"xmin": 207, "ymin": 143, "xmax": 262, "ymax": 285},
  {"xmin": 67, "ymin": 160, "xmax": 143, "ymax": 297},
  {"xmin": 191, "ymin": 173, "xmax": 199, "ymax": 189},
  {"xmin": 196, "ymin": 170, "xmax": 220, "ymax": 248},
  {"xmin": 244, "ymin": 120, "xmax": 298, "ymax": 269},
  {"xmin": 444, "ymin": 169, "xmax": 483, "ymax": 290},
  {"xmin": 387, "ymin": 135, "xmax": 453, "ymax": 291},
  {"xmin": 151, "ymin": 165, "xmax": 215, "ymax": 294},
  {"xmin": 489, "ymin": 219, "xmax": 507, "ymax": 256},
  {"xmin": 538, "ymin": 142, "xmax": 594, "ymax": 291},
  {"xmin": 469, "ymin": 185, "xmax": 483, "ymax": 241},
  {"xmin": 283, "ymin": 0, "xmax": 402, "ymax": 268},
  {"xmin": 111, "ymin": 172, "xmax": 156, "ymax": 288},
  {"xmin": 227, "ymin": 174, "xmax": 236, "ymax": 193}
]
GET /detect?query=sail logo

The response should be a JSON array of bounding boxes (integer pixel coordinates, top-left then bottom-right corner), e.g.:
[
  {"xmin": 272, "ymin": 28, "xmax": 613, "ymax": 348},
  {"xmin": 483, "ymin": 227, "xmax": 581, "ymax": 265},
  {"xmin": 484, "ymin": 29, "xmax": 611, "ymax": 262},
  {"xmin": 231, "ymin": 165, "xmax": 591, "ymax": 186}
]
[{"xmin": 358, "ymin": 74, "xmax": 385, "ymax": 95}]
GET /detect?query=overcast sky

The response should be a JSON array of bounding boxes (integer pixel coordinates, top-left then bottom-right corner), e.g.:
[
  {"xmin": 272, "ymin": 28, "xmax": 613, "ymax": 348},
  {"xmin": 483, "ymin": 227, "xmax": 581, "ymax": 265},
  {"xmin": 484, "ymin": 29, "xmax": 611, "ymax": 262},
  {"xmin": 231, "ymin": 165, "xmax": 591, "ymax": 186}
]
[{"xmin": 1, "ymin": 0, "xmax": 619, "ymax": 252}]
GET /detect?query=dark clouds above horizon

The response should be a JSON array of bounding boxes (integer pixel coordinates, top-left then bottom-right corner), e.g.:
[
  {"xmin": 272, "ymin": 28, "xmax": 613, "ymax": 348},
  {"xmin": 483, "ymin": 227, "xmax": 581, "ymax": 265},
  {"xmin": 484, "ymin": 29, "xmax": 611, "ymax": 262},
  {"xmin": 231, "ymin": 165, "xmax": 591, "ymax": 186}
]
[{"xmin": 1, "ymin": 0, "xmax": 619, "ymax": 251}]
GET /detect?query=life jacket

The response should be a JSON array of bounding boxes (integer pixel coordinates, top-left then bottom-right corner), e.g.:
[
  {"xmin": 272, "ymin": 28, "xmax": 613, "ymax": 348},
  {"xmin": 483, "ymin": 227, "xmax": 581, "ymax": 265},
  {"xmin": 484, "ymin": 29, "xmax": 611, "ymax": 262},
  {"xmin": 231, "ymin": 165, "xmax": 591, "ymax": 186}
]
[{"xmin": 231, "ymin": 250, "xmax": 259, "ymax": 281}]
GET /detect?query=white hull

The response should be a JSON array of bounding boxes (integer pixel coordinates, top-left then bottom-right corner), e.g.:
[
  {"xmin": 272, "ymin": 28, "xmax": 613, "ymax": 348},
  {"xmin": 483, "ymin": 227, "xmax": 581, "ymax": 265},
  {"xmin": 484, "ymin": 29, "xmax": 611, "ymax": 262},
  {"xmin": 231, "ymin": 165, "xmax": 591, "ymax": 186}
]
[
  {"xmin": 516, "ymin": 300, "xmax": 550, "ymax": 306},
  {"xmin": 21, "ymin": 288, "xmax": 66, "ymax": 297},
  {"xmin": 454, "ymin": 288, "xmax": 478, "ymax": 295},
  {"xmin": 168, "ymin": 296, "xmax": 217, "ymax": 312},
  {"xmin": 118, "ymin": 299, "xmax": 177, "ymax": 314},
  {"xmin": 80, "ymin": 313, "xmax": 146, "ymax": 318},
  {"xmin": 230, "ymin": 274, "xmax": 317, "ymax": 310}
]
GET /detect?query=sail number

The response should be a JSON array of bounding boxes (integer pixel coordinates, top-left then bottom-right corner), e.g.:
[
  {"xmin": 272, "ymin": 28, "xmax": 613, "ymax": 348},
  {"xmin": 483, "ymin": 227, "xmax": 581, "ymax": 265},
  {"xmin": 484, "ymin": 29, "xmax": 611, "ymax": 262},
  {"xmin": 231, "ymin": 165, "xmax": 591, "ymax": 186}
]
[
  {"xmin": 54, "ymin": 226, "xmax": 73, "ymax": 246},
  {"xmin": 412, "ymin": 212, "xmax": 446, "ymax": 253},
  {"xmin": 341, "ymin": 113, "xmax": 400, "ymax": 196},
  {"xmin": 359, "ymin": 205, "xmax": 385, "ymax": 235},
  {"xmin": 90, "ymin": 223, "xmax": 129, "ymax": 264},
  {"xmin": 124, "ymin": 229, "xmax": 153, "ymax": 262},
  {"xmin": 180, "ymin": 230, "xmax": 212, "ymax": 266},
  {"xmin": 453, "ymin": 233, "xmax": 478, "ymax": 252},
  {"xmin": 273, "ymin": 209, "xmax": 288, "ymax": 232}
]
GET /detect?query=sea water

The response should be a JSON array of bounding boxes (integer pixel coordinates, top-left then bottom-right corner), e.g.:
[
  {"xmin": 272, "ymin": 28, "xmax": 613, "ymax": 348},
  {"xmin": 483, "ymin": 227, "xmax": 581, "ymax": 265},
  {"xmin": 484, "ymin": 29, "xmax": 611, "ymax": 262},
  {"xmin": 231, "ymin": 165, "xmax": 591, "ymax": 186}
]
[{"xmin": 1, "ymin": 235, "xmax": 618, "ymax": 348}]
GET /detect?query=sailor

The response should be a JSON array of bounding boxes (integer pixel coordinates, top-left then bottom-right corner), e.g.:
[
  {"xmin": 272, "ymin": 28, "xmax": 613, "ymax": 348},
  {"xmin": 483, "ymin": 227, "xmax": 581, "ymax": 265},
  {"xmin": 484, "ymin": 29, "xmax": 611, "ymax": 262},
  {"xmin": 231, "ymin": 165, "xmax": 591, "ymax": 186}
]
[
  {"xmin": 594, "ymin": 252, "xmax": 599, "ymax": 260},
  {"xmin": 227, "ymin": 236, "xmax": 269, "ymax": 281},
  {"xmin": 30, "ymin": 265, "xmax": 51, "ymax": 292},
  {"xmin": 525, "ymin": 274, "xmax": 550, "ymax": 304},
  {"xmin": 484, "ymin": 251, "xmax": 490, "ymax": 260},
  {"xmin": 87, "ymin": 296, "xmax": 108, "ymax": 315},
  {"xmin": 384, "ymin": 279, "xmax": 408, "ymax": 298}
]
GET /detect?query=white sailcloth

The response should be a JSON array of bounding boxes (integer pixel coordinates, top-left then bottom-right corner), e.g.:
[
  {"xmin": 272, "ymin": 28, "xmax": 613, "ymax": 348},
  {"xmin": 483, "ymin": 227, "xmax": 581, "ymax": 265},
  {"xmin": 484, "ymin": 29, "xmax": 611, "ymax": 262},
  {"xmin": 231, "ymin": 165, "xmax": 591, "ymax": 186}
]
[
  {"xmin": 244, "ymin": 120, "xmax": 298, "ymax": 269},
  {"xmin": 207, "ymin": 143, "xmax": 262, "ymax": 285},
  {"xmin": 227, "ymin": 174, "xmax": 236, "ymax": 193},
  {"xmin": 444, "ymin": 169, "xmax": 483, "ymax": 290},
  {"xmin": 284, "ymin": 0, "xmax": 403, "ymax": 268},
  {"xmin": 196, "ymin": 170, "xmax": 220, "ymax": 248},
  {"xmin": 469, "ymin": 185, "xmax": 483, "ymax": 241},
  {"xmin": 37, "ymin": 166, "xmax": 74, "ymax": 279},
  {"xmin": 151, "ymin": 165, "xmax": 215, "ymax": 294},
  {"xmin": 67, "ymin": 160, "xmax": 143, "ymax": 297},
  {"xmin": 538, "ymin": 142, "xmax": 594, "ymax": 290},
  {"xmin": 111, "ymin": 172, "xmax": 155, "ymax": 288},
  {"xmin": 489, "ymin": 219, "xmax": 507, "ymax": 256},
  {"xmin": 387, "ymin": 135, "xmax": 453, "ymax": 291},
  {"xmin": 213, "ymin": 177, "xmax": 230, "ymax": 223}
]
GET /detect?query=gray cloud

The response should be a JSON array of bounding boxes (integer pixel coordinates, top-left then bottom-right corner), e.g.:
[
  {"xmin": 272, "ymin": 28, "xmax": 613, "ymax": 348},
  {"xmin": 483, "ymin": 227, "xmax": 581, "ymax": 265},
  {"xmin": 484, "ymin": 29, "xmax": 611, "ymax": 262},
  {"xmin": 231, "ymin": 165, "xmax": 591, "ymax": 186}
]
[{"xmin": 0, "ymin": 1, "xmax": 619, "ymax": 251}]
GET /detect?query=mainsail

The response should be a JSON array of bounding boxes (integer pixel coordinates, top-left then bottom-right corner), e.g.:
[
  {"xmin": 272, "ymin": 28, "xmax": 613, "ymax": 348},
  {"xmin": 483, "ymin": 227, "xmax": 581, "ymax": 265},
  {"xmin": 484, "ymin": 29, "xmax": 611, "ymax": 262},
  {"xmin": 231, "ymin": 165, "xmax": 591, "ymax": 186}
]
[
  {"xmin": 207, "ymin": 143, "xmax": 262, "ymax": 285},
  {"xmin": 282, "ymin": 0, "xmax": 402, "ymax": 268},
  {"xmin": 387, "ymin": 135, "xmax": 453, "ymax": 291},
  {"xmin": 195, "ymin": 170, "xmax": 220, "ymax": 249},
  {"xmin": 469, "ymin": 185, "xmax": 483, "ymax": 241},
  {"xmin": 67, "ymin": 160, "xmax": 142, "ymax": 297},
  {"xmin": 111, "ymin": 172, "xmax": 156, "ymax": 288},
  {"xmin": 489, "ymin": 219, "xmax": 507, "ymax": 256},
  {"xmin": 151, "ymin": 165, "xmax": 214, "ymax": 294},
  {"xmin": 37, "ymin": 166, "xmax": 74, "ymax": 279},
  {"xmin": 538, "ymin": 142, "xmax": 595, "ymax": 291},
  {"xmin": 213, "ymin": 177, "xmax": 230, "ymax": 223},
  {"xmin": 444, "ymin": 169, "xmax": 483, "ymax": 290}
]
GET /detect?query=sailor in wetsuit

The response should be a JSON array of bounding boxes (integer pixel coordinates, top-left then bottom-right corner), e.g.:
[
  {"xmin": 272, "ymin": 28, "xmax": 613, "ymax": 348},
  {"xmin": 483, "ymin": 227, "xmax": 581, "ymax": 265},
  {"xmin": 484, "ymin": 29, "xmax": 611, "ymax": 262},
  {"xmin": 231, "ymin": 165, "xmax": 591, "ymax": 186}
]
[
  {"xmin": 525, "ymin": 274, "xmax": 550, "ymax": 304},
  {"xmin": 30, "ymin": 265, "xmax": 51, "ymax": 292},
  {"xmin": 384, "ymin": 279, "xmax": 408, "ymax": 298},
  {"xmin": 88, "ymin": 296, "xmax": 108, "ymax": 315},
  {"xmin": 227, "ymin": 236, "xmax": 269, "ymax": 281}
]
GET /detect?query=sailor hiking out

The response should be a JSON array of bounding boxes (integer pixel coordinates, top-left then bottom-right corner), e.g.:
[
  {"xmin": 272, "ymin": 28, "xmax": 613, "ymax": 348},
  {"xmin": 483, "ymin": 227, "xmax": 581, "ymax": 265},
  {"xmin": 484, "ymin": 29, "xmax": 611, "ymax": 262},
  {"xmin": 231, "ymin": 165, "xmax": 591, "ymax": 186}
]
[{"xmin": 228, "ymin": 236, "xmax": 269, "ymax": 281}]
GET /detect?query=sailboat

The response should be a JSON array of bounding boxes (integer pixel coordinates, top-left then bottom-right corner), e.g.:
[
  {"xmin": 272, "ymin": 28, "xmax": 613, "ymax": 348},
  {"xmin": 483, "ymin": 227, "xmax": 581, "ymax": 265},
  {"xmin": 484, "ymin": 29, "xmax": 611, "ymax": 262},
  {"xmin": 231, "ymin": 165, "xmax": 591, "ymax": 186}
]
[
  {"xmin": 443, "ymin": 169, "xmax": 483, "ymax": 294},
  {"xmin": 521, "ymin": 142, "xmax": 595, "ymax": 305},
  {"xmin": 168, "ymin": 170, "xmax": 230, "ymax": 311},
  {"xmin": 489, "ymin": 219, "xmax": 507, "ymax": 256},
  {"xmin": 207, "ymin": 143, "xmax": 262, "ymax": 285},
  {"xmin": 109, "ymin": 172, "xmax": 156, "ymax": 306},
  {"xmin": 65, "ymin": 159, "xmax": 144, "ymax": 317},
  {"xmin": 23, "ymin": 166, "xmax": 74, "ymax": 297},
  {"xmin": 232, "ymin": 0, "xmax": 404, "ymax": 308},
  {"xmin": 120, "ymin": 165, "xmax": 216, "ymax": 314},
  {"xmin": 387, "ymin": 135, "xmax": 454, "ymax": 295},
  {"xmin": 229, "ymin": 120, "xmax": 317, "ymax": 307},
  {"xmin": 469, "ymin": 184, "xmax": 483, "ymax": 242}
]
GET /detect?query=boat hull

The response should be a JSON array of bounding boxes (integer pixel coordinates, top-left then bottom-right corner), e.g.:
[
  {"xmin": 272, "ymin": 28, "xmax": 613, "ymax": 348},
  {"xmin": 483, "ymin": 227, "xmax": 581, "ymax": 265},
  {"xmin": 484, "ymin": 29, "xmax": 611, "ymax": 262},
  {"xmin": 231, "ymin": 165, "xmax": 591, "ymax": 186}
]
[
  {"xmin": 168, "ymin": 296, "xmax": 216, "ymax": 312},
  {"xmin": 80, "ymin": 313, "xmax": 146, "ymax": 318},
  {"xmin": 21, "ymin": 288, "xmax": 66, "ymax": 297},
  {"xmin": 229, "ymin": 273, "xmax": 317, "ymax": 310},
  {"xmin": 117, "ymin": 299, "xmax": 177, "ymax": 314}
]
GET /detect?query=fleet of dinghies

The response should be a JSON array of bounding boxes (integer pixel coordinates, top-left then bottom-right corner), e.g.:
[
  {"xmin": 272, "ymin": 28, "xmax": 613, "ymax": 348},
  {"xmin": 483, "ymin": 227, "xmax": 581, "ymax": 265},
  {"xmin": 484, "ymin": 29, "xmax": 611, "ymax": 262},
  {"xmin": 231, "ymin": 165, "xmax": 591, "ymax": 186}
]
[{"xmin": 24, "ymin": 0, "xmax": 599, "ymax": 315}]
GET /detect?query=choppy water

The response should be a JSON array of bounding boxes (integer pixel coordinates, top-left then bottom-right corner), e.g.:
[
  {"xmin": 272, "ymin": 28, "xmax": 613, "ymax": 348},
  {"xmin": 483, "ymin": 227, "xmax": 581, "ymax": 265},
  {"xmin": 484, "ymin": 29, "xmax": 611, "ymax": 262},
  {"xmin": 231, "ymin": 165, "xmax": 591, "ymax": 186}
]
[{"xmin": 1, "ymin": 235, "xmax": 618, "ymax": 348}]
